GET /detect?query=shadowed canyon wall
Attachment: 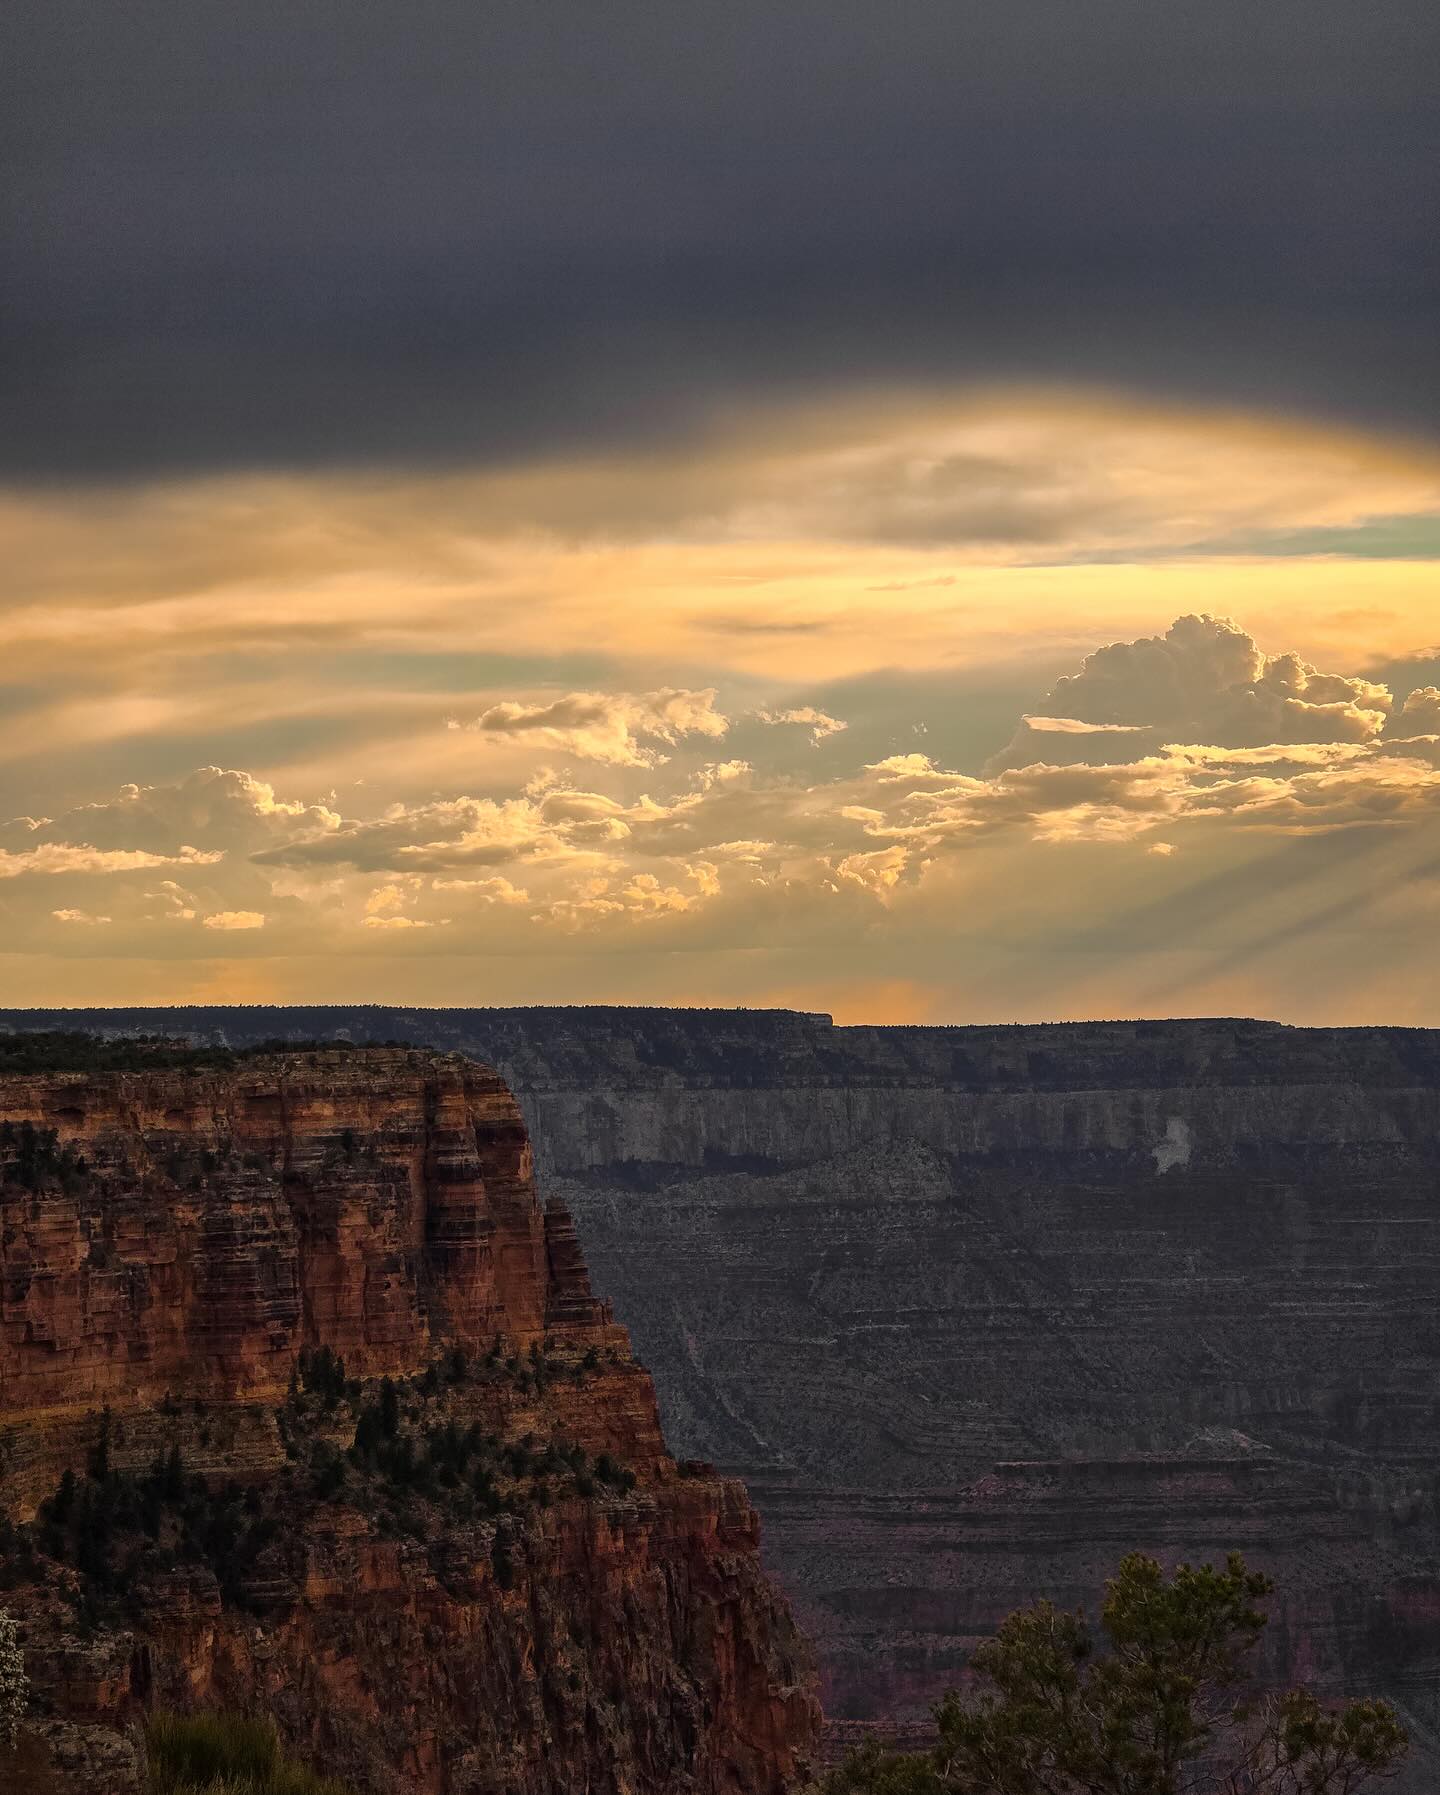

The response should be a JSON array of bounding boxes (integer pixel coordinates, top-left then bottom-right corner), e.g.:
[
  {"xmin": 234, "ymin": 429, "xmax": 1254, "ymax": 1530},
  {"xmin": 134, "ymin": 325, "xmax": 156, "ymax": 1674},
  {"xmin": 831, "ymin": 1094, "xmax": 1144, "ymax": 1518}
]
[
  {"xmin": 0, "ymin": 1044, "xmax": 818, "ymax": 1794},
  {"xmin": 8, "ymin": 1008, "xmax": 1440, "ymax": 1780}
]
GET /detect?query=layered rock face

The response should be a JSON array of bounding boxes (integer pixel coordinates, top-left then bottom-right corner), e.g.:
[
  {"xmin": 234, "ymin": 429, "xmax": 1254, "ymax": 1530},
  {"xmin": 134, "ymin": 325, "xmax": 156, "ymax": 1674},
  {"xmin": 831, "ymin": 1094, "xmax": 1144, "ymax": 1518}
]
[
  {"xmin": 0, "ymin": 1045, "xmax": 818, "ymax": 1794},
  {"xmin": 10, "ymin": 1009, "xmax": 1440, "ymax": 1779}
]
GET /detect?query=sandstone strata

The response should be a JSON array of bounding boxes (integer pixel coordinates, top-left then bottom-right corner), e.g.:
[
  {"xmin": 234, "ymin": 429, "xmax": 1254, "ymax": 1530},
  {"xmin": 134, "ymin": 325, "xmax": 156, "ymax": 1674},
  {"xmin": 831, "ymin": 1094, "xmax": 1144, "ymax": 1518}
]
[{"xmin": 0, "ymin": 1045, "xmax": 818, "ymax": 1795}]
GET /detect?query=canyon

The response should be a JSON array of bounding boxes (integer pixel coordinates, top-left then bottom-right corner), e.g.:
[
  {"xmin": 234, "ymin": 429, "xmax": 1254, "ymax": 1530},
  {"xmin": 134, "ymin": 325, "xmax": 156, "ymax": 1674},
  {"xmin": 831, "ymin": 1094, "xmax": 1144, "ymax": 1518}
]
[
  {"xmin": 0, "ymin": 1042, "xmax": 818, "ymax": 1793},
  {"xmin": 7, "ymin": 1007, "xmax": 1440, "ymax": 1783}
]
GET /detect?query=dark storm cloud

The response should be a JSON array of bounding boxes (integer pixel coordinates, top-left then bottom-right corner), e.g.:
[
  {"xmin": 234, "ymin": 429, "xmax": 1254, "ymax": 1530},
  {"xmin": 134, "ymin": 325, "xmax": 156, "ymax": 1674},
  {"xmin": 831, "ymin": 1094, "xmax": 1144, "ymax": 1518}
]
[{"xmin": 4, "ymin": 0, "xmax": 1438, "ymax": 479}]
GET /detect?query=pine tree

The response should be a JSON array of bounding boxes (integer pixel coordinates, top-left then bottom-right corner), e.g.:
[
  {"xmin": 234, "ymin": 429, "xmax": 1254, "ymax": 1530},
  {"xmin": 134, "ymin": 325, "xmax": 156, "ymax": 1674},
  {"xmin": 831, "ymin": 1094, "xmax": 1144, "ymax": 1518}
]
[{"xmin": 814, "ymin": 1554, "xmax": 1408, "ymax": 1795}]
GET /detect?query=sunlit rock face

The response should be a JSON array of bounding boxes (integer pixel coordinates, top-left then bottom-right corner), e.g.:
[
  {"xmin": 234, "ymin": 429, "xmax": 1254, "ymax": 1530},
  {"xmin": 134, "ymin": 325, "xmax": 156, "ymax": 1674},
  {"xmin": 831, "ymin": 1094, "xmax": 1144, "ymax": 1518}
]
[
  {"xmin": 0, "ymin": 1044, "xmax": 818, "ymax": 1795},
  {"xmin": 0, "ymin": 1052, "xmax": 554, "ymax": 1430},
  {"xmin": 9, "ymin": 1008, "xmax": 1440, "ymax": 1781}
]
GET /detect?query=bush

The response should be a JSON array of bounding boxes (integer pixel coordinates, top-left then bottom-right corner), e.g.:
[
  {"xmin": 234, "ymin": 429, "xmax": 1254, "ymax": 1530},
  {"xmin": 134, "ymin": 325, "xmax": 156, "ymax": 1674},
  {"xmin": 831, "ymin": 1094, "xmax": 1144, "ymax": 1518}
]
[
  {"xmin": 0, "ymin": 1606, "xmax": 28, "ymax": 1747},
  {"xmin": 0, "ymin": 1031, "xmax": 232, "ymax": 1074},
  {"xmin": 33, "ymin": 1443, "xmax": 279, "ymax": 1614},
  {"xmin": 0, "ymin": 1121, "xmax": 89, "ymax": 1194},
  {"xmin": 146, "ymin": 1711, "xmax": 351, "ymax": 1795},
  {"xmin": 297, "ymin": 1347, "xmax": 348, "ymax": 1409},
  {"xmin": 0, "ymin": 1030, "xmax": 391, "ymax": 1077}
]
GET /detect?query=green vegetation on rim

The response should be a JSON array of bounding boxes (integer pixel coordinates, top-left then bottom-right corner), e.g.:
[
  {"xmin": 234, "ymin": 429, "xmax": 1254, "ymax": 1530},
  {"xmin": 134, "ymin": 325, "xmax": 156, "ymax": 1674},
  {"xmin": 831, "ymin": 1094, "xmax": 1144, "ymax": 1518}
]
[
  {"xmin": 1, "ymin": 1342, "xmax": 635, "ymax": 1630},
  {"xmin": 0, "ymin": 1029, "xmax": 419, "ymax": 1075}
]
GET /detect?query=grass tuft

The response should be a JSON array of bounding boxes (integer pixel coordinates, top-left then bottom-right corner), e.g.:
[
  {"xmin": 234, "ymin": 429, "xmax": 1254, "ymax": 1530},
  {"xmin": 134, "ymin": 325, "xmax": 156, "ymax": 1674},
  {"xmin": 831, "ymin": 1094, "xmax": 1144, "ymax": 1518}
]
[{"xmin": 146, "ymin": 1712, "xmax": 351, "ymax": 1795}]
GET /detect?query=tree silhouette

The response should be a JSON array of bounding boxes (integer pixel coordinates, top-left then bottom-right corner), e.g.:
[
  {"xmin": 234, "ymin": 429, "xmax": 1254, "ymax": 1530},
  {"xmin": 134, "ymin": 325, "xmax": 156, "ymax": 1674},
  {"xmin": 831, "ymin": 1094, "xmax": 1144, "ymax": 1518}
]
[{"xmin": 816, "ymin": 1555, "xmax": 1407, "ymax": 1795}]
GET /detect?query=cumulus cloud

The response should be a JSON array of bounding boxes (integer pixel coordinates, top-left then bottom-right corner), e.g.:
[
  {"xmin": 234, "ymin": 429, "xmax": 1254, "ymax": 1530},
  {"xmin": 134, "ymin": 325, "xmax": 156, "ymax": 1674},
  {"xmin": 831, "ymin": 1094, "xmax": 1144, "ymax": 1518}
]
[
  {"xmin": 1389, "ymin": 686, "xmax": 1440, "ymax": 738},
  {"xmin": 695, "ymin": 760, "xmax": 752, "ymax": 790},
  {"xmin": 866, "ymin": 753, "xmax": 945, "ymax": 778},
  {"xmin": 147, "ymin": 880, "xmax": 199, "ymax": 922},
  {"xmin": 358, "ymin": 883, "xmax": 450, "ymax": 929},
  {"xmin": 254, "ymin": 796, "xmax": 554, "ymax": 872},
  {"xmin": 990, "ymin": 614, "xmax": 1392, "ymax": 771},
  {"xmin": 837, "ymin": 845, "xmax": 909, "ymax": 895},
  {"xmin": 6, "ymin": 768, "xmax": 339, "ymax": 857},
  {"xmin": 11, "ymin": 617, "xmax": 1440, "ymax": 989},
  {"xmin": 462, "ymin": 688, "xmax": 729, "ymax": 767},
  {"xmin": 429, "ymin": 875, "xmax": 530, "ymax": 903},
  {"xmin": 1178, "ymin": 760, "xmax": 1440, "ymax": 832},
  {"xmin": 1021, "ymin": 716, "xmax": 1153, "ymax": 736},
  {"xmin": 201, "ymin": 910, "xmax": 266, "ymax": 931},
  {"xmin": 756, "ymin": 706, "xmax": 848, "ymax": 742},
  {"xmin": 0, "ymin": 843, "xmax": 223, "ymax": 879},
  {"xmin": 850, "ymin": 758, "xmax": 1187, "ymax": 851}
]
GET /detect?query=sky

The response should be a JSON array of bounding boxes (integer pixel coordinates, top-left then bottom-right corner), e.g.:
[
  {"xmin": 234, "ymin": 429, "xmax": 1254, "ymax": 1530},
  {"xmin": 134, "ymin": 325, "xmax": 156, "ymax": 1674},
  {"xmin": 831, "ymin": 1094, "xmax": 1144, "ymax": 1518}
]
[{"xmin": 2, "ymin": 2, "xmax": 1439, "ymax": 1024}]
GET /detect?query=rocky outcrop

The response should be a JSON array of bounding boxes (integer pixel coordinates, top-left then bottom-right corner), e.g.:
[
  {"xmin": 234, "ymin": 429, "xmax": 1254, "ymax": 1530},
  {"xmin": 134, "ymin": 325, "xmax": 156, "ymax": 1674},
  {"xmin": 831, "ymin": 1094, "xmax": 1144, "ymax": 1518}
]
[
  {"xmin": 1, "ymin": 1053, "xmax": 550, "ymax": 1422},
  {"xmin": 0, "ymin": 1045, "xmax": 818, "ymax": 1795}
]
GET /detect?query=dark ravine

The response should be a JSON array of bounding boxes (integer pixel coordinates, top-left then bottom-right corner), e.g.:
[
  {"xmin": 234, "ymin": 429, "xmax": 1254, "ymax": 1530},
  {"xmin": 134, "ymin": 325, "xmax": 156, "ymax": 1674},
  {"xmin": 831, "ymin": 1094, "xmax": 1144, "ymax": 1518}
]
[
  {"xmin": 7, "ymin": 1007, "xmax": 1440, "ymax": 1780},
  {"xmin": 0, "ymin": 1042, "xmax": 818, "ymax": 1794}
]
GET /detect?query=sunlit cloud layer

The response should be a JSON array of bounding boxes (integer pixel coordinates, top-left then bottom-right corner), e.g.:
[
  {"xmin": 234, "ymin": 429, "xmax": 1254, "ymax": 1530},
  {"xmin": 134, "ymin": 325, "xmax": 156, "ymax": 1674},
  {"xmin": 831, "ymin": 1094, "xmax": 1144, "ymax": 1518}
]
[
  {"xmin": 457, "ymin": 688, "xmax": 730, "ymax": 768},
  {"xmin": 2, "ymin": 392, "xmax": 1439, "ymax": 1021}
]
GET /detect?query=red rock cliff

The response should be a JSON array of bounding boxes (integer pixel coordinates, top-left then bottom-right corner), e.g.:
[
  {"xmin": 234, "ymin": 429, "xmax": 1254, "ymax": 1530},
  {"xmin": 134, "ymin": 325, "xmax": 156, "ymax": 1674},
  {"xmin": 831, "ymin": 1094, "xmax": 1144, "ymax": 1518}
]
[{"xmin": 0, "ymin": 1047, "xmax": 818, "ymax": 1795}]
